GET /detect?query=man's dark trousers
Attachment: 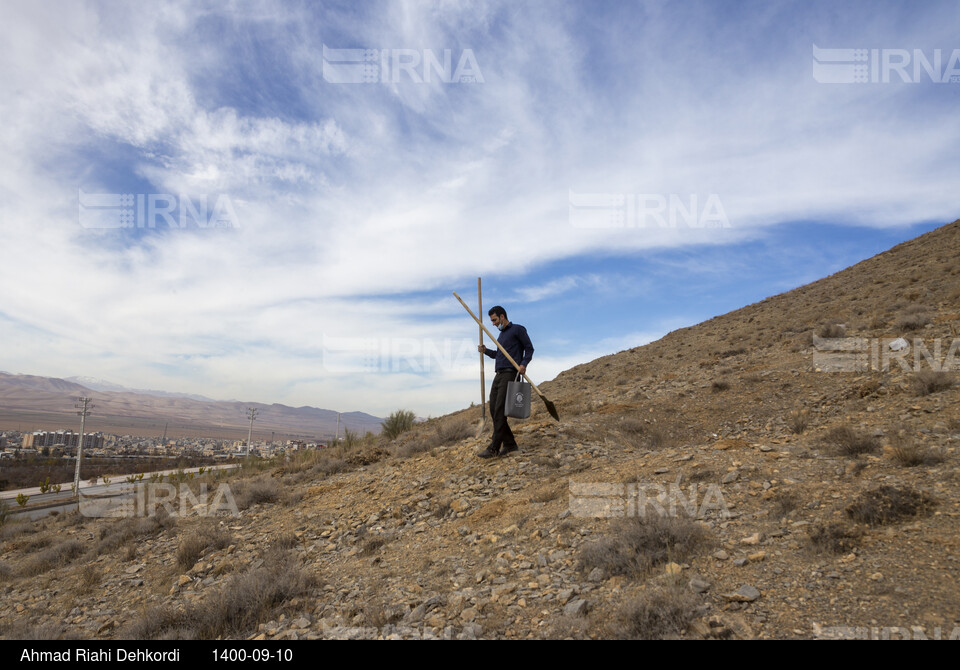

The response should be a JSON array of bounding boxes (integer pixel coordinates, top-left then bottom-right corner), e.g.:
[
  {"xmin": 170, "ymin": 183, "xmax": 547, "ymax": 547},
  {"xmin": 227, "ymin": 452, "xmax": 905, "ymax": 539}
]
[{"xmin": 489, "ymin": 369, "xmax": 519, "ymax": 453}]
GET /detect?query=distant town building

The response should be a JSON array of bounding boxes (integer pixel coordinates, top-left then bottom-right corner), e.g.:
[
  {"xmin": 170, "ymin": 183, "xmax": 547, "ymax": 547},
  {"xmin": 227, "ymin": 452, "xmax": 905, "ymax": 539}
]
[{"xmin": 22, "ymin": 430, "xmax": 105, "ymax": 451}]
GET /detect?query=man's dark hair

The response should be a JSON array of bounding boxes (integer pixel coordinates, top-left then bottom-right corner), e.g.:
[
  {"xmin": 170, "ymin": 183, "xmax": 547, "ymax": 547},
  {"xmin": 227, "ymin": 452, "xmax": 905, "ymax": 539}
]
[{"xmin": 488, "ymin": 305, "xmax": 507, "ymax": 319}]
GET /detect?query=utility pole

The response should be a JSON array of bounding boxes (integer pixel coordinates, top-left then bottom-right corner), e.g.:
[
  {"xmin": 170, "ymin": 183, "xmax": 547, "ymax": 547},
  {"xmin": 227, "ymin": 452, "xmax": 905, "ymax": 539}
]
[
  {"xmin": 335, "ymin": 412, "xmax": 341, "ymax": 443},
  {"xmin": 73, "ymin": 397, "xmax": 93, "ymax": 508},
  {"xmin": 246, "ymin": 408, "xmax": 258, "ymax": 456}
]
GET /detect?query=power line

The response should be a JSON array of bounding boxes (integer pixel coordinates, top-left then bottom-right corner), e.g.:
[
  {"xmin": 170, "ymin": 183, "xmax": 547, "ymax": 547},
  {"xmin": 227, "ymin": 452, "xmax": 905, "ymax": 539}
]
[
  {"xmin": 246, "ymin": 408, "xmax": 258, "ymax": 456},
  {"xmin": 73, "ymin": 396, "xmax": 94, "ymax": 508}
]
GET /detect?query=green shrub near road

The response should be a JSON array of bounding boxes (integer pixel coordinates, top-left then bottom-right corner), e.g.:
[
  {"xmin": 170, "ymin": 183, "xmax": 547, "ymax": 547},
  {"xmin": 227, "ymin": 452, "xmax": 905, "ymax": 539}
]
[{"xmin": 381, "ymin": 409, "xmax": 416, "ymax": 440}]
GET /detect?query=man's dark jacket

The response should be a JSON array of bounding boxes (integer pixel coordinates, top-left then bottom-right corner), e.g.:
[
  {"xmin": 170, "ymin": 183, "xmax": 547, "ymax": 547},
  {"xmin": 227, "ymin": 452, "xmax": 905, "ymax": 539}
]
[{"xmin": 484, "ymin": 322, "xmax": 534, "ymax": 372}]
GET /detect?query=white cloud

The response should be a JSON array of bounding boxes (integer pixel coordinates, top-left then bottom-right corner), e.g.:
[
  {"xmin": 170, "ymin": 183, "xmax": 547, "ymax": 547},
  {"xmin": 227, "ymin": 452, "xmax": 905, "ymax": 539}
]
[{"xmin": 1, "ymin": 2, "xmax": 958, "ymax": 417}]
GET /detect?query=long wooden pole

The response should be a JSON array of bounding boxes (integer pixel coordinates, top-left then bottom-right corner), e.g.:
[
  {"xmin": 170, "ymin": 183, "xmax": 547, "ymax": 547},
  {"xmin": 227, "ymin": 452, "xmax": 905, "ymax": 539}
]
[
  {"xmin": 477, "ymin": 278, "xmax": 486, "ymax": 436},
  {"xmin": 453, "ymin": 292, "xmax": 559, "ymax": 421}
]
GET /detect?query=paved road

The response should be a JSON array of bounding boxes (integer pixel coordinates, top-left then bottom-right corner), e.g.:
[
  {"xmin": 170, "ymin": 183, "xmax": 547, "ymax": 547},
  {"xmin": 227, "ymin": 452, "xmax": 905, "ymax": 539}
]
[{"xmin": 2, "ymin": 464, "xmax": 239, "ymax": 520}]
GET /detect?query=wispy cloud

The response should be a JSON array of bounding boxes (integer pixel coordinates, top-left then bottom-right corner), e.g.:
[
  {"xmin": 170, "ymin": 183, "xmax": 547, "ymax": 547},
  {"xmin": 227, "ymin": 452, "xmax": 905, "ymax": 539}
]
[{"xmin": 1, "ymin": 1, "xmax": 957, "ymax": 417}]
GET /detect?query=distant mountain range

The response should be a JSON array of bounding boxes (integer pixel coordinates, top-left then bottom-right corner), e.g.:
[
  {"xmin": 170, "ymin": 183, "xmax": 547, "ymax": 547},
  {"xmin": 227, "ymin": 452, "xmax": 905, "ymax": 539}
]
[
  {"xmin": 65, "ymin": 377, "xmax": 219, "ymax": 402},
  {"xmin": 0, "ymin": 372, "xmax": 382, "ymax": 440}
]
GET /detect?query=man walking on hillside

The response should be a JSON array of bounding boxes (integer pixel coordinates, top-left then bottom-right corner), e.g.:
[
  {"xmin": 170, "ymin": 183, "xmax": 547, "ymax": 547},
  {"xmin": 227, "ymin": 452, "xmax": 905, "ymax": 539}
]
[{"xmin": 476, "ymin": 305, "xmax": 534, "ymax": 459}]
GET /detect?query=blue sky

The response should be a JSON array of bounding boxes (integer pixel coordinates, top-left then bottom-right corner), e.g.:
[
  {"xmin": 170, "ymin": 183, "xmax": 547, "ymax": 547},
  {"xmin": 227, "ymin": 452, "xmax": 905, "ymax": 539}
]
[{"xmin": 0, "ymin": 1, "xmax": 957, "ymax": 417}]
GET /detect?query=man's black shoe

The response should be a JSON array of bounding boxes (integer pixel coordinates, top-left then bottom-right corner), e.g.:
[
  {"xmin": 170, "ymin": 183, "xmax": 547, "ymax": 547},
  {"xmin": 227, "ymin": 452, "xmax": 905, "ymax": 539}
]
[
  {"xmin": 477, "ymin": 448, "xmax": 498, "ymax": 459},
  {"xmin": 499, "ymin": 445, "xmax": 519, "ymax": 457}
]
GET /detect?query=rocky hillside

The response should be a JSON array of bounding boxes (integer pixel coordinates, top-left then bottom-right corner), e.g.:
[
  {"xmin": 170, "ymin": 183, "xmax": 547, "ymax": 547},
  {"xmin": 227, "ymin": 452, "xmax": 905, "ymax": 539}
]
[{"xmin": 1, "ymin": 219, "xmax": 959, "ymax": 639}]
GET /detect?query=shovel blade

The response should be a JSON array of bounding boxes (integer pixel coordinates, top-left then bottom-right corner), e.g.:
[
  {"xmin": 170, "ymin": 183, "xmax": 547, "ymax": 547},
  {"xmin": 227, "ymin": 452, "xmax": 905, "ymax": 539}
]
[{"xmin": 538, "ymin": 393, "xmax": 560, "ymax": 422}]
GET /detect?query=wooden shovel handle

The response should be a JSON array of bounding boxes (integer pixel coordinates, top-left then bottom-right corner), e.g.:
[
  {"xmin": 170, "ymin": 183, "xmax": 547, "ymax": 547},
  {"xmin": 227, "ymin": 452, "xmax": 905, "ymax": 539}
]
[
  {"xmin": 478, "ymin": 278, "xmax": 486, "ymax": 417},
  {"xmin": 453, "ymin": 291, "xmax": 543, "ymax": 396}
]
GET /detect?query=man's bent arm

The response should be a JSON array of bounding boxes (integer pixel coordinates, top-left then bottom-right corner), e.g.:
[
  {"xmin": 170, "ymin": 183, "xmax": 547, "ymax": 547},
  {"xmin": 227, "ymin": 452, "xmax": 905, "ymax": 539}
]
[{"xmin": 518, "ymin": 325, "xmax": 534, "ymax": 368}]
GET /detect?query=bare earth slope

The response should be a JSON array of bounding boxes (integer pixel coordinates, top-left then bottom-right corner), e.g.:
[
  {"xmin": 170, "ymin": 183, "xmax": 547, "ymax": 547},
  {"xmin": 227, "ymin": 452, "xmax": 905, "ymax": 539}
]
[{"xmin": 2, "ymin": 219, "xmax": 958, "ymax": 639}]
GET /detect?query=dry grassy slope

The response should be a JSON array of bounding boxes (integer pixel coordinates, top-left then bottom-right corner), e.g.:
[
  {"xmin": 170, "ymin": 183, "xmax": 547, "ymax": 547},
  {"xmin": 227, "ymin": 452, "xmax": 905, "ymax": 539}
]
[{"xmin": 2, "ymin": 219, "xmax": 959, "ymax": 640}]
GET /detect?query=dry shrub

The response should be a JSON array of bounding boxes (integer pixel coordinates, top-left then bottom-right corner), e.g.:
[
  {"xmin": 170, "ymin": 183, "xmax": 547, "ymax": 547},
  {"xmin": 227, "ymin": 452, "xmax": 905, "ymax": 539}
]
[
  {"xmin": 22, "ymin": 534, "xmax": 54, "ymax": 552},
  {"xmin": 912, "ymin": 370, "xmax": 955, "ymax": 396},
  {"xmin": 272, "ymin": 532, "xmax": 298, "ymax": 551},
  {"xmin": 363, "ymin": 600, "xmax": 404, "ymax": 629},
  {"xmin": 391, "ymin": 434, "xmax": 432, "ymax": 459},
  {"xmin": 283, "ymin": 448, "xmax": 351, "ymax": 478},
  {"xmin": 310, "ymin": 456, "xmax": 347, "ymax": 477},
  {"xmin": 197, "ymin": 554, "xmax": 315, "ymax": 636},
  {"xmin": 345, "ymin": 445, "xmax": 388, "ymax": 467},
  {"xmin": 887, "ymin": 427, "xmax": 945, "ymax": 467},
  {"xmin": 96, "ymin": 507, "xmax": 176, "ymax": 555},
  {"xmin": 530, "ymin": 485, "xmax": 563, "ymax": 503},
  {"xmin": 565, "ymin": 397, "xmax": 598, "ymax": 416},
  {"xmin": 0, "ymin": 562, "xmax": 11, "ymax": 583},
  {"xmin": 531, "ymin": 455, "xmax": 561, "ymax": 469},
  {"xmin": 0, "ymin": 521, "xmax": 34, "ymax": 543},
  {"xmin": 0, "ymin": 621, "xmax": 74, "ymax": 640},
  {"xmin": 235, "ymin": 477, "xmax": 280, "ymax": 510},
  {"xmin": 711, "ymin": 380, "xmax": 731, "ymax": 393},
  {"xmin": 359, "ymin": 536, "xmax": 388, "ymax": 556},
  {"xmin": 643, "ymin": 427, "xmax": 671, "ymax": 450},
  {"xmin": 282, "ymin": 450, "xmax": 316, "ymax": 475},
  {"xmin": 808, "ymin": 523, "xmax": 862, "ymax": 554},
  {"xmin": 431, "ymin": 499, "xmax": 452, "ymax": 519},
  {"xmin": 176, "ymin": 525, "xmax": 234, "ymax": 571},
  {"xmin": 771, "ymin": 491, "xmax": 799, "ymax": 517},
  {"xmin": 822, "ymin": 425, "xmax": 879, "ymax": 457},
  {"xmin": 78, "ymin": 564, "xmax": 101, "ymax": 593},
  {"xmin": 845, "ymin": 486, "xmax": 935, "ymax": 526},
  {"xmin": 902, "ymin": 303, "xmax": 931, "ymax": 315},
  {"xmin": 55, "ymin": 510, "xmax": 86, "ymax": 529},
  {"xmin": 579, "ymin": 514, "xmax": 710, "ymax": 578},
  {"xmin": 819, "ymin": 323, "xmax": 846, "ymax": 338},
  {"xmin": 620, "ymin": 418, "xmax": 646, "ymax": 434},
  {"xmin": 435, "ymin": 419, "xmax": 472, "ymax": 445},
  {"xmin": 616, "ymin": 418, "xmax": 671, "ymax": 450},
  {"xmin": 786, "ymin": 409, "xmax": 810, "ymax": 434},
  {"xmin": 123, "ymin": 553, "xmax": 315, "ymax": 639},
  {"xmin": 19, "ymin": 539, "xmax": 84, "ymax": 577},
  {"xmin": 609, "ymin": 586, "xmax": 700, "ymax": 639},
  {"xmin": 390, "ymin": 419, "xmax": 472, "ymax": 457},
  {"xmin": 896, "ymin": 313, "xmax": 931, "ymax": 331}
]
